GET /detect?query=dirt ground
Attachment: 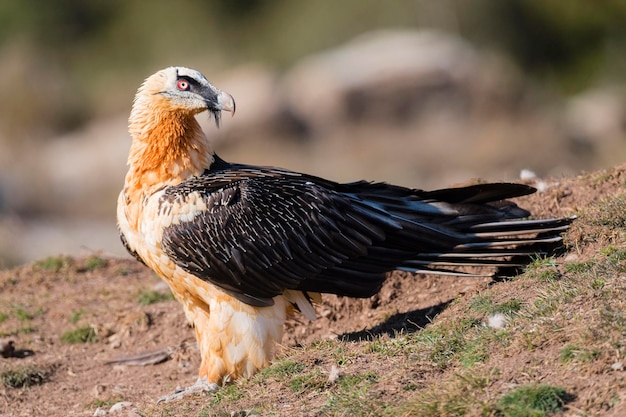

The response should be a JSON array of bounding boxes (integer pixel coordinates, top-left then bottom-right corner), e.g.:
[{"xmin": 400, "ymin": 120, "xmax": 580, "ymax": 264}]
[{"xmin": 0, "ymin": 165, "xmax": 624, "ymax": 416}]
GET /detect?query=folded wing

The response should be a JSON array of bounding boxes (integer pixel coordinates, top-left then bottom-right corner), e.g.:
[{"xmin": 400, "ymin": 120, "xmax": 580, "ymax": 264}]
[{"xmin": 160, "ymin": 161, "xmax": 572, "ymax": 307}]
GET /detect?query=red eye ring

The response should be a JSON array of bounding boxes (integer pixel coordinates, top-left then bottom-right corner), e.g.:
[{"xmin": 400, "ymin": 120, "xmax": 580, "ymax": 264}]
[{"xmin": 176, "ymin": 79, "xmax": 190, "ymax": 91}]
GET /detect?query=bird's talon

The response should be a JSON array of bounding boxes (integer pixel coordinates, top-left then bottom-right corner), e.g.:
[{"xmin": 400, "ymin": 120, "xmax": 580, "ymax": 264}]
[{"xmin": 156, "ymin": 378, "xmax": 218, "ymax": 404}]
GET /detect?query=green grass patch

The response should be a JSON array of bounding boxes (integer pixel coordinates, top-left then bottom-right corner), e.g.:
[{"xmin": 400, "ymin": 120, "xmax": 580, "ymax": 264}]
[
  {"xmin": 495, "ymin": 299, "xmax": 523, "ymax": 315},
  {"xmin": 589, "ymin": 194, "xmax": 626, "ymax": 229},
  {"xmin": 414, "ymin": 317, "xmax": 492, "ymax": 369},
  {"xmin": 469, "ymin": 295, "xmax": 523, "ymax": 316},
  {"xmin": 83, "ymin": 255, "xmax": 107, "ymax": 271},
  {"xmin": 589, "ymin": 276, "xmax": 606, "ymax": 290},
  {"xmin": 468, "ymin": 294, "xmax": 494, "ymax": 314},
  {"xmin": 564, "ymin": 248, "xmax": 625, "ymax": 290},
  {"xmin": 522, "ymin": 256, "xmax": 560, "ymax": 282},
  {"xmin": 256, "ymin": 358, "xmax": 327, "ymax": 394},
  {"xmin": 86, "ymin": 394, "xmax": 127, "ymax": 410},
  {"xmin": 458, "ymin": 339, "xmax": 490, "ymax": 368},
  {"xmin": 531, "ymin": 289, "xmax": 559, "ymax": 317},
  {"xmin": 288, "ymin": 368, "xmax": 326, "ymax": 393},
  {"xmin": 603, "ymin": 248, "xmax": 626, "ymax": 273},
  {"xmin": 564, "ymin": 261, "xmax": 594, "ymax": 274},
  {"xmin": 1, "ymin": 365, "xmax": 50, "ymax": 388},
  {"xmin": 199, "ymin": 406, "xmax": 261, "ymax": 417},
  {"xmin": 599, "ymin": 245, "xmax": 626, "ymax": 259},
  {"xmin": 70, "ymin": 309, "xmax": 84, "ymax": 324},
  {"xmin": 494, "ymin": 384, "xmax": 571, "ymax": 416},
  {"xmin": 258, "ymin": 359, "xmax": 306, "ymax": 380},
  {"xmin": 323, "ymin": 371, "xmax": 382, "ymax": 416},
  {"xmin": 138, "ymin": 290, "xmax": 175, "ymax": 306},
  {"xmin": 363, "ymin": 333, "xmax": 412, "ymax": 358},
  {"xmin": 209, "ymin": 382, "xmax": 245, "ymax": 406},
  {"xmin": 35, "ymin": 256, "xmax": 68, "ymax": 272},
  {"xmin": 337, "ymin": 371, "xmax": 378, "ymax": 390},
  {"xmin": 332, "ymin": 344, "xmax": 358, "ymax": 366},
  {"xmin": 92, "ymin": 399, "xmax": 113, "ymax": 408},
  {"xmin": 18, "ymin": 325, "xmax": 37, "ymax": 334},
  {"xmin": 14, "ymin": 307, "xmax": 32, "ymax": 321},
  {"xmin": 529, "ymin": 256, "xmax": 558, "ymax": 269},
  {"xmin": 115, "ymin": 266, "xmax": 132, "ymax": 276},
  {"xmin": 560, "ymin": 344, "xmax": 600, "ymax": 363},
  {"xmin": 60, "ymin": 326, "xmax": 97, "ymax": 344},
  {"xmin": 399, "ymin": 370, "xmax": 496, "ymax": 416},
  {"xmin": 536, "ymin": 269, "xmax": 560, "ymax": 282},
  {"xmin": 0, "ymin": 325, "xmax": 37, "ymax": 337},
  {"xmin": 12, "ymin": 304, "xmax": 43, "ymax": 321},
  {"xmin": 0, "ymin": 305, "xmax": 45, "ymax": 335},
  {"xmin": 529, "ymin": 278, "xmax": 581, "ymax": 318}
]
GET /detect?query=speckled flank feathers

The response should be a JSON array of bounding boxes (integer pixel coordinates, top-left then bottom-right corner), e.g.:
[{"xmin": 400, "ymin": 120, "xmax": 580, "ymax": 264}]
[{"xmin": 117, "ymin": 67, "xmax": 572, "ymax": 395}]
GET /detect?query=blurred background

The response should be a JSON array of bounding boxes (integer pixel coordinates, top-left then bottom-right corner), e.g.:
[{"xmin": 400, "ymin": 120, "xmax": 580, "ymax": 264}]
[{"xmin": 0, "ymin": 0, "xmax": 625, "ymax": 268}]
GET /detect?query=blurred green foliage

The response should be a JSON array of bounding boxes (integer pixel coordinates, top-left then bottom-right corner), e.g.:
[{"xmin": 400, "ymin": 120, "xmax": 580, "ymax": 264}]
[
  {"xmin": 0, "ymin": 0, "xmax": 624, "ymax": 139},
  {"xmin": 492, "ymin": 1, "xmax": 626, "ymax": 91}
]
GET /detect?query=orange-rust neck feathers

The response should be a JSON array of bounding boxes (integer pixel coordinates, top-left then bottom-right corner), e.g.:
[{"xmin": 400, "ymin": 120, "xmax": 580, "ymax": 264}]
[{"xmin": 126, "ymin": 69, "xmax": 214, "ymax": 192}]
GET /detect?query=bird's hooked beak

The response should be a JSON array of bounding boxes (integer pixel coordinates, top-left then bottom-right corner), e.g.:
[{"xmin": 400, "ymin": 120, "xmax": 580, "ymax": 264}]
[
  {"xmin": 217, "ymin": 91, "xmax": 236, "ymax": 115},
  {"xmin": 210, "ymin": 90, "xmax": 236, "ymax": 127}
]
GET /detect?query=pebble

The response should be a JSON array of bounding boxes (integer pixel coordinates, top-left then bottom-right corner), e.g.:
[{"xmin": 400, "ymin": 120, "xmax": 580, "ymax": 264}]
[
  {"xmin": 92, "ymin": 384, "xmax": 106, "ymax": 398},
  {"xmin": 520, "ymin": 169, "xmax": 537, "ymax": 180},
  {"xmin": 487, "ymin": 313, "xmax": 508, "ymax": 329},
  {"xmin": 109, "ymin": 401, "xmax": 133, "ymax": 413},
  {"xmin": 93, "ymin": 407, "xmax": 107, "ymax": 417},
  {"xmin": 328, "ymin": 364, "xmax": 340, "ymax": 383}
]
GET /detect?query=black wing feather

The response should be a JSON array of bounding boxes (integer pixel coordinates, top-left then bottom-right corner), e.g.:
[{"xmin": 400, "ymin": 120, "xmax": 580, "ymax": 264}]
[{"xmin": 160, "ymin": 159, "xmax": 571, "ymax": 307}]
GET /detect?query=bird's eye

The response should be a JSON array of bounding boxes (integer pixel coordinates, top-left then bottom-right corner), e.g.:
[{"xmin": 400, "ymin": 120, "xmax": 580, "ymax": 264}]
[{"xmin": 176, "ymin": 79, "xmax": 190, "ymax": 91}]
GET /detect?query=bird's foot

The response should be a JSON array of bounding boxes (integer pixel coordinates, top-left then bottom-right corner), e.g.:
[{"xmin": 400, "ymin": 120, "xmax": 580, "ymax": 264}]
[{"xmin": 157, "ymin": 377, "xmax": 218, "ymax": 403}]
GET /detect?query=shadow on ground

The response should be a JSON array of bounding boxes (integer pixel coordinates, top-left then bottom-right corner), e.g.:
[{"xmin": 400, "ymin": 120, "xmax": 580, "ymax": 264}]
[{"xmin": 339, "ymin": 300, "xmax": 451, "ymax": 341}]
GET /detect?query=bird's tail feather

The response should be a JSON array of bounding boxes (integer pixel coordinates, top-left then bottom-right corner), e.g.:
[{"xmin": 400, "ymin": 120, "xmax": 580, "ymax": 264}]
[
  {"xmin": 300, "ymin": 183, "xmax": 574, "ymax": 297},
  {"xmin": 468, "ymin": 217, "xmax": 573, "ymax": 233},
  {"xmin": 399, "ymin": 215, "xmax": 576, "ymax": 276}
]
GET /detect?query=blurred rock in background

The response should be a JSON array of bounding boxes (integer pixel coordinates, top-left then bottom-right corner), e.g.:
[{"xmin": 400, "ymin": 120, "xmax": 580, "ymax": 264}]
[{"xmin": 0, "ymin": 1, "xmax": 625, "ymax": 267}]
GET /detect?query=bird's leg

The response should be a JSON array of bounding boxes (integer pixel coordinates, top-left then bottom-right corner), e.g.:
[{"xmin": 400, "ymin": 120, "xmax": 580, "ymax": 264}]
[
  {"xmin": 155, "ymin": 288, "xmax": 288, "ymax": 403},
  {"xmin": 156, "ymin": 376, "xmax": 218, "ymax": 403},
  {"xmin": 194, "ymin": 290, "xmax": 288, "ymax": 382}
]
